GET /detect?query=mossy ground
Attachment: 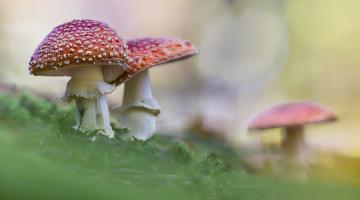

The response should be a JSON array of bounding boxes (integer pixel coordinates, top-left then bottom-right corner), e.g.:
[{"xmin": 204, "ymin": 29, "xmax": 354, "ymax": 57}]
[{"xmin": 0, "ymin": 92, "xmax": 359, "ymax": 200}]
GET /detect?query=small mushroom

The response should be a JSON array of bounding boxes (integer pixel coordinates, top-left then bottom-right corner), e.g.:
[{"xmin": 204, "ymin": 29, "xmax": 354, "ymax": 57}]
[
  {"xmin": 248, "ymin": 102, "xmax": 337, "ymax": 178},
  {"xmin": 29, "ymin": 19, "xmax": 131, "ymax": 138},
  {"xmin": 112, "ymin": 37, "xmax": 198, "ymax": 140}
]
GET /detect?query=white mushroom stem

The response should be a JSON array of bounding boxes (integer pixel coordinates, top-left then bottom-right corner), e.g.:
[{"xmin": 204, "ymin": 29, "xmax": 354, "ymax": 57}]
[
  {"xmin": 65, "ymin": 66, "xmax": 114, "ymax": 138},
  {"xmin": 282, "ymin": 126, "xmax": 305, "ymax": 158},
  {"xmin": 118, "ymin": 70, "xmax": 160, "ymax": 140},
  {"xmin": 281, "ymin": 125, "xmax": 308, "ymax": 180}
]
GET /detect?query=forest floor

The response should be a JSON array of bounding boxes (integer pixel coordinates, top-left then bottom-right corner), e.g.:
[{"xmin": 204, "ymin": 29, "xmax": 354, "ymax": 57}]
[{"xmin": 0, "ymin": 91, "xmax": 359, "ymax": 200}]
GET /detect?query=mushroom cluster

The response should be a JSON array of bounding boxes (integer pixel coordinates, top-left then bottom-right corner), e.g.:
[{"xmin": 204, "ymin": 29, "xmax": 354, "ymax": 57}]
[
  {"xmin": 29, "ymin": 19, "xmax": 198, "ymax": 140},
  {"xmin": 28, "ymin": 19, "xmax": 346, "ymax": 182}
]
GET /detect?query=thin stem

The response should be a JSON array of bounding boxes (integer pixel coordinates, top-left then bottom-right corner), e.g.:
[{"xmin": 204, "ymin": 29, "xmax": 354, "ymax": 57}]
[
  {"xmin": 67, "ymin": 65, "xmax": 114, "ymax": 138},
  {"xmin": 281, "ymin": 125, "xmax": 308, "ymax": 180},
  {"xmin": 71, "ymin": 65, "xmax": 103, "ymax": 81},
  {"xmin": 75, "ymin": 97, "xmax": 97, "ymax": 131},
  {"xmin": 119, "ymin": 70, "xmax": 160, "ymax": 140},
  {"xmin": 282, "ymin": 126, "xmax": 305, "ymax": 158},
  {"xmin": 98, "ymin": 95, "xmax": 113, "ymax": 135},
  {"xmin": 123, "ymin": 70, "xmax": 154, "ymax": 105},
  {"xmin": 73, "ymin": 96, "xmax": 114, "ymax": 138}
]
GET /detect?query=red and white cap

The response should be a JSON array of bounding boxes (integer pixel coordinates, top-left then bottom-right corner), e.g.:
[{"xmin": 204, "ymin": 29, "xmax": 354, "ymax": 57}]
[
  {"xmin": 248, "ymin": 102, "xmax": 337, "ymax": 130},
  {"xmin": 29, "ymin": 19, "xmax": 131, "ymax": 83},
  {"xmin": 113, "ymin": 37, "xmax": 198, "ymax": 85},
  {"xmin": 29, "ymin": 20, "xmax": 198, "ymax": 85}
]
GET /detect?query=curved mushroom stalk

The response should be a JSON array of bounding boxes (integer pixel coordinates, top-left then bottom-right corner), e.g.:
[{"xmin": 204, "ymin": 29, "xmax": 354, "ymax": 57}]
[
  {"xmin": 63, "ymin": 66, "xmax": 115, "ymax": 138},
  {"xmin": 116, "ymin": 70, "xmax": 160, "ymax": 140}
]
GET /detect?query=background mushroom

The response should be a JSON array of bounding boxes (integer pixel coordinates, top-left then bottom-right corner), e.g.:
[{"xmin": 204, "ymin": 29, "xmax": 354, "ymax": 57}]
[
  {"xmin": 29, "ymin": 19, "xmax": 131, "ymax": 138},
  {"xmin": 247, "ymin": 102, "xmax": 337, "ymax": 178},
  {"xmin": 112, "ymin": 37, "xmax": 198, "ymax": 140}
]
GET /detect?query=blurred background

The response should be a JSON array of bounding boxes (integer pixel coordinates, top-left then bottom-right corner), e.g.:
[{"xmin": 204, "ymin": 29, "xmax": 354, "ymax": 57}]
[{"xmin": 0, "ymin": 0, "xmax": 359, "ymax": 158}]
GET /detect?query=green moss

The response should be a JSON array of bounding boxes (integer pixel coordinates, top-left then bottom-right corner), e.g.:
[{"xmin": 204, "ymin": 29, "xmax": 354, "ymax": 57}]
[
  {"xmin": 170, "ymin": 142, "xmax": 197, "ymax": 164},
  {"xmin": 0, "ymin": 91, "xmax": 359, "ymax": 200}
]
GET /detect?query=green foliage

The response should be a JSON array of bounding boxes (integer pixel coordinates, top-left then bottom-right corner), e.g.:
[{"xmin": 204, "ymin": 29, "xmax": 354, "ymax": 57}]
[
  {"xmin": 0, "ymin": 91, "xmax": 229, "ymax": 172},
  {"xmin": 170, "ymin": 142, "xmax": 197, "ymax": 164},
  {"xmin": 0, "ymin": 91, "xmax": 359, "ymax": 200},
  {"xmin": 199, "ymin": 153, "xmax": 229, "ymax": 175}
]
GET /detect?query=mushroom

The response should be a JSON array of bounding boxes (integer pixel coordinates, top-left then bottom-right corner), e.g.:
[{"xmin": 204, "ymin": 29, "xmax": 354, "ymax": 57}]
[
  {"xmin": 29, "ymin": 19, "xmax": 132, "ymax": 138},
  {"xmin": 248, "ymin": 102, "xmax": 337, "ymax": 178},
  {"xmin": 112, "ymin": 37, "xmax": 198, "ymax": 140}
]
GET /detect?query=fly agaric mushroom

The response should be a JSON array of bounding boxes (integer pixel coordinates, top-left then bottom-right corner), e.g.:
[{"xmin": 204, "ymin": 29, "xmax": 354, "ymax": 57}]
[
  {"xmin": 112, "ymin": 37, "xmax": 198, "ymax": 140},
  {"xmin": 248, "ymin": 102, "xmax": 337, "ymax": 177},
  {"xmin": 248, "ymin": 102, "xmax": 337, "ymax": 157},
  {"xmin": 29, "ymin": 19, "xmax": 132, "ymax": 138}
]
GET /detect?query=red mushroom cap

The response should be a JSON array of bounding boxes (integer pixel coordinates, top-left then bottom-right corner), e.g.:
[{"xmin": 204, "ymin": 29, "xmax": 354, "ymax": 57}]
[
  {"xmin": 248, "ymin": 102, "xmax": 337, "ymax": 130},
  {"xmin": 29, "ymin": 19, "xmax": 132, "ymax": 82},
  {"xmin": 112, "ymin": 37, "xmax": 198, "ymax": 85}
]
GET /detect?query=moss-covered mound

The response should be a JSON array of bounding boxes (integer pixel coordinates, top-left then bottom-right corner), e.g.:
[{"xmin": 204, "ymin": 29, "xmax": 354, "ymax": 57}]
[{"xmin": 0, "ymin": 92, "xmax": 358, "ymax": 200}]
